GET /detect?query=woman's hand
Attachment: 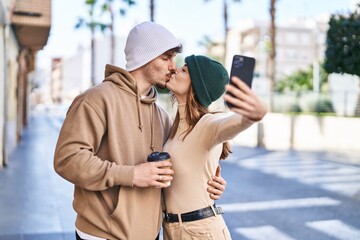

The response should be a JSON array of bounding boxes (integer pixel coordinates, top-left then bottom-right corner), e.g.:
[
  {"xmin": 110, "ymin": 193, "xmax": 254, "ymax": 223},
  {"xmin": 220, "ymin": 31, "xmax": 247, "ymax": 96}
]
[
  {"xmin": 224, "ymin": 76, "xmax": 267, "ymax": 122},
  {"xmin": 207, "ymin": 165, "xmax": 227, "ymax": 200}
]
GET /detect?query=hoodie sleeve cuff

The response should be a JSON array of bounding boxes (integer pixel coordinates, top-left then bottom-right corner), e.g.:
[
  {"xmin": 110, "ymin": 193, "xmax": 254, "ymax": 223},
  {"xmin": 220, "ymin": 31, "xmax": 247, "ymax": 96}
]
[{"xmin": 114, "ymin": 165, "xmax": 134, "ymax": 187}]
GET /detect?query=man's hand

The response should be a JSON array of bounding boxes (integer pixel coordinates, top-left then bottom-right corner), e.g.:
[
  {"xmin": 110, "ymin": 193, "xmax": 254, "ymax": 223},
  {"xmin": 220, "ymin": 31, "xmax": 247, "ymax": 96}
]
[
  {"xmin": 224, "ymin": 76, "xmax": 267, "ymax": 122},
  {"xmin": 207, "ymin": 165, "xmax": 226, "ymax": 200},
  {"xmin": 133, "ymin": 161, "xmax": 174, "ymax": 188}
]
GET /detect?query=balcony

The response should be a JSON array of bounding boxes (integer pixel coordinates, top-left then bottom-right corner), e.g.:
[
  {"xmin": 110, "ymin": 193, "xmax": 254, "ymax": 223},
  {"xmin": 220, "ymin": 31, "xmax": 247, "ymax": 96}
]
[{"xmin": 11, "ymin": 0, "xmax": 51, "ymax": 51}]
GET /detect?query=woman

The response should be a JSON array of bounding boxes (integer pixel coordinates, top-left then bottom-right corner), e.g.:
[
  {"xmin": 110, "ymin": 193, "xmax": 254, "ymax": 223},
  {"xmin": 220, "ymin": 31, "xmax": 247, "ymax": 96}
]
[{"xmin": 162, "ymin": 55, "xmax": 267, "ymax": 239}]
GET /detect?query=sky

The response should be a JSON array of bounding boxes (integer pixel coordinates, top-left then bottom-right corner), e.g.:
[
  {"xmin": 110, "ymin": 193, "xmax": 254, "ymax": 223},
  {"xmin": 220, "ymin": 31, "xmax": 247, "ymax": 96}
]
[{"xmin": 38, "ymin": 0, "xmax": 355, "ymax": 63}]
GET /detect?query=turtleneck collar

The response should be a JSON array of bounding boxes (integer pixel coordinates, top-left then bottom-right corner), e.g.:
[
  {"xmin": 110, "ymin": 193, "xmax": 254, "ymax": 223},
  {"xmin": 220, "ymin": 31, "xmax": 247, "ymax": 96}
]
[{"xmin": 178, "ymin": 103, "xmax": 186, "ymax": 120}]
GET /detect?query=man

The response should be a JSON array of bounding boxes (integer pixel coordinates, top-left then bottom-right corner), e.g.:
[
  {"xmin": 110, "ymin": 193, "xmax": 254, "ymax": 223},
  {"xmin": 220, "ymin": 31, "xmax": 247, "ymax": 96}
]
[{"xmin": 54, "ymin": 22, "xmax": 226, "ymax": 240}]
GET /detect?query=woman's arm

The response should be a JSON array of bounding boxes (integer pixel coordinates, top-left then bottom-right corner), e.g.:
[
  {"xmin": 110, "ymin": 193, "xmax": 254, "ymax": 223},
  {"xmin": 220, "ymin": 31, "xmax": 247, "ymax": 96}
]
[{"xmin": 204, "ymin": 76, "xmax": 267, "ymax": 145}]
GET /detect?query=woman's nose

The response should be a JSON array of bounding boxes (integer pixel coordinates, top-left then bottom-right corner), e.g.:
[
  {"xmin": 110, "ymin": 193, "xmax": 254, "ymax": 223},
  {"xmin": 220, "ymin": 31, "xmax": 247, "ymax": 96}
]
[
  {"xmin": 174, "ymin": 67, "xmax": 181, "ymax": 74},
  {"xmin": 169, "ymin": 66, "xmax": 179, "ymax": 76}
]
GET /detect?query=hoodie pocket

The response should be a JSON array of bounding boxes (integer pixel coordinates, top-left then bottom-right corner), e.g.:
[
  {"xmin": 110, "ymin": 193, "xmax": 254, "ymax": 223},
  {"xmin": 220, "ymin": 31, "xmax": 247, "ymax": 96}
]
[
  {"xmin": 110, "ymin": 186, "xmax": 124, "ymax": 219},
  {"xmin": 110, "ymin": 186, "xmax": 162, "ymax": 237}
]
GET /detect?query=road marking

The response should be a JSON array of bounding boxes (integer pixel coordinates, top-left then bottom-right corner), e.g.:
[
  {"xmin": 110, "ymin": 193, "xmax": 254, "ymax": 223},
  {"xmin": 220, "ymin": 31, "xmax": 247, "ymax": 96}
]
[
  {"xmin": 306, "ymin": 219, "xmax": 360, "ymax": 240},
  {"xmin": 276, "ymin": 168, "xmax": 360, "ymax": 178},
  {"xmin": 235, "ymin": 225, "xmax": 296, "ymax": 240},
  {"xmin": 300, "ymin": 175, "xmax": 360, "ymax": 184},
  {"xmin": 237, "ymin": 156, "xmax": 360, "ymax": 197},
  {"xmin": 261, "ymin": 164, "xmax": 336, "ymax": 172},
  {"xmin": 219, "ymin": 197, "xmax": 340, "ymax": 212},
  {"xmin": 321, "ymin": 183, "xmax": 360, "ymax": 196}
]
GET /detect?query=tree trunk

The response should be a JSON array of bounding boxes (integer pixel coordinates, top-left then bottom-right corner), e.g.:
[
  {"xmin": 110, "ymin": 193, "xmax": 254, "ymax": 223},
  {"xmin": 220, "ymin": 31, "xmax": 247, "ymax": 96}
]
[
  {"xmin": 268, "ymin": 0, "xmax": 276, "ymax": 111},
  {"xmin": 110, "ymin": 5, "xmax": 115, "ymax": 65},
  {"xmin": 150, "ymin": 0, "xmax": 155, "ymax": 22},
  {"xmin": 91, "ymin": 28, "xmax": 96, "ymax": 86},
  {"xmin": 355, "ymin": 81, "xmax": 360, "ymax": 116},
  {"xmin": 223, "ymin": 0, "xmax": 228, "ymax": 64}
]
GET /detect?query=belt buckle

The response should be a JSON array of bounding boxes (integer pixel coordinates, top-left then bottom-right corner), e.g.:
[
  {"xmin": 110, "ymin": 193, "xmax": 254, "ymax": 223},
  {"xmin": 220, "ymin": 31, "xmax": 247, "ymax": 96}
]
[{"xmin": 216, "ymin": 207, "xmax": 224, "ymax": 215}]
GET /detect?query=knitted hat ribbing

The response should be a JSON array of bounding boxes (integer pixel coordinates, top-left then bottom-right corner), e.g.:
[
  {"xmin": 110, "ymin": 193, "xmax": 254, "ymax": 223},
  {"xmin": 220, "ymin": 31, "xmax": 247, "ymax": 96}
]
[
  {"xmin": 185, "ymin": 55, "xmax": 229, "ymax": 108},
  {"xmin": 125, "ymin": 22, "xmax": 182, "ymax": 71}
]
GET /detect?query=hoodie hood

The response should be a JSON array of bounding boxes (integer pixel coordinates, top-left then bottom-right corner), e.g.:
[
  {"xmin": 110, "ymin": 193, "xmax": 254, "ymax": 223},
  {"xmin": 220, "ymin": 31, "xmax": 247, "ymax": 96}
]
[
  {"xmin": 103, "ymin": 64, "xmax": 158, "ymax": 151},
  {"xmin": 103, "ymin": 64, "xmax": 158, "ymax": 103}
]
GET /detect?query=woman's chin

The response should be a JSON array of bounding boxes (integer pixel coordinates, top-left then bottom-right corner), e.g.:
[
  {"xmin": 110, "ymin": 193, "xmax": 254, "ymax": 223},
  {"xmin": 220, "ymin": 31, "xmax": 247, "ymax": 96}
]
[{"xmin": 165, "ymin": 83, "xmax": 173, "ymax": 91}]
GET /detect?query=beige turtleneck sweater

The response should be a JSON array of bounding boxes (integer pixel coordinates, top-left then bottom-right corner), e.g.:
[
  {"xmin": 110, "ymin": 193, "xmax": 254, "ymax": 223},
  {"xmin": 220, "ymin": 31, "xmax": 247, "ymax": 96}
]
[{"xmin": 163, "ymin": 104, "xmax": 253, "ymax": 214}]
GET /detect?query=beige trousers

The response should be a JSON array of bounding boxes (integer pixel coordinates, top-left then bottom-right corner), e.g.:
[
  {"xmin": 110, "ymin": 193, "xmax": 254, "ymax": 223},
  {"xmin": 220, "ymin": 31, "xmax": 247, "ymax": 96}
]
[{"xmin": 163, "ymin": 213, "xmax": 232, "ymax": 240}]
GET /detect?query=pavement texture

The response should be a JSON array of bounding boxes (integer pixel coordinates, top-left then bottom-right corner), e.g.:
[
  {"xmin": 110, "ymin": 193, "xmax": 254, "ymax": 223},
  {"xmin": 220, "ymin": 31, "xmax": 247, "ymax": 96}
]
[{"xmin": 0, "ymin": 112, "xmax": 359, "ymax": 239}]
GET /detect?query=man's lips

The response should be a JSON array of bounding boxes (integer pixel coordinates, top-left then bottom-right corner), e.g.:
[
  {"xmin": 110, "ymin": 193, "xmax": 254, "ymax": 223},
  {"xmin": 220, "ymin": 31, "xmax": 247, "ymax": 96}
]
[{"xmin": 166, "ymin": 73, "xmax": 173, "ymax": 79}]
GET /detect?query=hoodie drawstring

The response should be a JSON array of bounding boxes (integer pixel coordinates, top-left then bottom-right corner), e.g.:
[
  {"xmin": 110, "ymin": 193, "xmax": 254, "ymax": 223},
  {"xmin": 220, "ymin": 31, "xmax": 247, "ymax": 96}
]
[
  {"xmin": 135, "ymin": 83, "xmax": 143, "ymax": 131},
  {"xmin": 135, "ymin": 83, "xmax": 156, "ymax": 152},
  {"xmin": 150, "ymin": 102, "xmax": 155, "ymax": 152}
]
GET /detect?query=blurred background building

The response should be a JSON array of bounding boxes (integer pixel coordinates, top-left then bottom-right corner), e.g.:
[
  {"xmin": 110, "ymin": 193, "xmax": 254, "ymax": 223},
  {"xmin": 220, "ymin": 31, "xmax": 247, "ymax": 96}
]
[
  {"xmin": 0, "ymin": 0, "xmax": 51, "ymax": 166},
  {"xmin": 226, "ymin": 16, "xmax": 329, "ymax": 88}
]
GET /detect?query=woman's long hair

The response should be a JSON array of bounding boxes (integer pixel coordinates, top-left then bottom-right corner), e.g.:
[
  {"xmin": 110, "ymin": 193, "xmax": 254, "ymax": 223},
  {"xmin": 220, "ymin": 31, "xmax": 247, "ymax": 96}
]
[{"xmin": 169, "ymin": 86, "xmax": 232, "ymax": 160}]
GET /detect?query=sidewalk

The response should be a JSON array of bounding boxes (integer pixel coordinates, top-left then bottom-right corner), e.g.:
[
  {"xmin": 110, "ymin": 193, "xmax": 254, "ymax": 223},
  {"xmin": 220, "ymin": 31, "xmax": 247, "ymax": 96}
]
[
  {"xmin": 0, "ymin": 112, "xmax": 359, "ymax": 240},
  {"xmin": 0, "ymin": 113, "xmax": 75, "ymax": 240}
]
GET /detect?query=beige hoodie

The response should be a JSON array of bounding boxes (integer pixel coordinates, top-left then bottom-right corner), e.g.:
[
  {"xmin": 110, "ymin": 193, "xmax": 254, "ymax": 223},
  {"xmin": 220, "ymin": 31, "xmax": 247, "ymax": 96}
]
[{"xmin": 54, "ymin": 64, "xmax": 172, "ymax": 239}]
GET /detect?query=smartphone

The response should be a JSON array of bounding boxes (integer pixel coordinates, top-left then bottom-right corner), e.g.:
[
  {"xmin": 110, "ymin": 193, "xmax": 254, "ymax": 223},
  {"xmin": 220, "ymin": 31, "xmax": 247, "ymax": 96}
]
[{"xmin": 225, "ymin": 55, "xmax": 256, "ymax": 108}]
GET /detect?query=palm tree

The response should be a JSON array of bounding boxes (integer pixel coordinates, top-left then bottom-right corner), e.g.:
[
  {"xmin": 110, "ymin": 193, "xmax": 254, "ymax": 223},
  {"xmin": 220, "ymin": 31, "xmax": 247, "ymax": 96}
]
[
  {"xmin": 198, "ymin": 35, "xmax": 222, "ymax": 62},
  {"xmin": 150, "ymin": 0, "xmax": 155, "ymax": 21},
  {"xmin": 268, "ymin": 0, "xmax": 277, "ymax": 110},
  {"xmin": 75, "ymin": 0, "xmax": 108, "ymax": 86},
  {"xmin": 76, "ymin": 0, "xmax": 136, "ymax": 86},
  {"xmin": 204, "ymin": 0, "xmax": 241, "ymax": 63},
  {"xmin": 101, "ymin": 0, "xmax": 136, "ymax": 64}
]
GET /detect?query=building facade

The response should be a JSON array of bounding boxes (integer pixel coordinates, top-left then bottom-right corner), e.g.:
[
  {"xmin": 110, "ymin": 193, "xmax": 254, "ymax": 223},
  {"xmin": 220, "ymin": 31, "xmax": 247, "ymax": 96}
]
[
  {"xmin": 49, "ymin": 35, "xmax": 126, "ymax": 104},
  {"xmin": 0, "ymin": 0, "xmax": 51, "ymax": 167},
  {"xmin": 226, "ymin": 17, "xmax": 329, "ymax": 93}
]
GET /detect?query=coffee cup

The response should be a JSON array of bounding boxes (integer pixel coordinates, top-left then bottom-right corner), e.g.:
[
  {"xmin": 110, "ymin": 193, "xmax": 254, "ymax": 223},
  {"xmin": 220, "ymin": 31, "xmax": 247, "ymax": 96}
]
[{"xmin": 147, "ymin": 151, "xmax": 172, "ymax": 186}]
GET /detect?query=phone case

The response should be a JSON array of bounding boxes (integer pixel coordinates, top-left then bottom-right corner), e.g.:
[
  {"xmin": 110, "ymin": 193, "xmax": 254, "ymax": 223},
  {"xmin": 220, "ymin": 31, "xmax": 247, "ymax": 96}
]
[
  {"xmin": 225, "ymin": 55, "xmax": 256, "ymax": 108},
  {"xmin": 230, "ymin": 55, "xmax": 255, "ymax": 88}
]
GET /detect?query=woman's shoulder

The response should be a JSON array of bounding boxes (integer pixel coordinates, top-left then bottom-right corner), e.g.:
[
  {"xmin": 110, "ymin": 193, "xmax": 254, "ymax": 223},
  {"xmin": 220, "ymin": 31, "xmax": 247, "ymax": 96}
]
[
  {"xmin": 197, "ymin": 112, "xmax": 229, "ymax": 127},
  {"xmin": 202, "ymin": 112, "xmax": 229, "ymax": 121}
]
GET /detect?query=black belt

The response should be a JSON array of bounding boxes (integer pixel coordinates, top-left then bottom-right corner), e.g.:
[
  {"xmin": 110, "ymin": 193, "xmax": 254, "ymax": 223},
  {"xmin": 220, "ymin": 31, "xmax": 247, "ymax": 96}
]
[{"xmin": 164, "ymin": 204, "xmax": 223, "ymax": 223}]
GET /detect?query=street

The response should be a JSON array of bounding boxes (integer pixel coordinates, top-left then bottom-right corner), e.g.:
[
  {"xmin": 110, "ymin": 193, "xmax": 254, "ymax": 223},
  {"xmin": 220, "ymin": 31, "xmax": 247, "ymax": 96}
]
[
  {"xmin": 0, "ymin": 110, "xmax": 359, "ymax": 240},
  {"xmin": 219, "ymin": 148, "xmax": 360, "ymax": 239}
]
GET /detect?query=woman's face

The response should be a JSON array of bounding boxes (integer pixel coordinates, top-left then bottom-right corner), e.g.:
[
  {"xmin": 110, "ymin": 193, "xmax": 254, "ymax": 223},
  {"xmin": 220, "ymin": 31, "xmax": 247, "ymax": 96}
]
[{"xmin": 165, "ymin": 64, "xmax": 191, "ymax": 103}]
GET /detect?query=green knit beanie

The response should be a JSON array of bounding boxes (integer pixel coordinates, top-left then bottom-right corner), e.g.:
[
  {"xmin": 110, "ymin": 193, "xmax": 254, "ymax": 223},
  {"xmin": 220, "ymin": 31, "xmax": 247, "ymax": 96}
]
[{"xmin": 185, "ymin": 55, "xmax": 229, "ymax": 108}]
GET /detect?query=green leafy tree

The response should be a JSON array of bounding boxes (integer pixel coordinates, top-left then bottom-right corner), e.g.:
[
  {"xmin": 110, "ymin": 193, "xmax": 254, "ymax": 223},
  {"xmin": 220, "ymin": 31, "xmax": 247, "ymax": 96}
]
[
  {"xmin": 324, "ymin": 5, "xmax": 360, "ymax": 76},
  {"xmin": 324, "ymin": 4, "xmax": 360, "ymax": 115},
  {"xmin": 275, "ymin": 64, "xmax": 328, "ymax": 93},
  {"xmin": 275, "ymin": 68, "xmax": 313, "ymax": 93}
]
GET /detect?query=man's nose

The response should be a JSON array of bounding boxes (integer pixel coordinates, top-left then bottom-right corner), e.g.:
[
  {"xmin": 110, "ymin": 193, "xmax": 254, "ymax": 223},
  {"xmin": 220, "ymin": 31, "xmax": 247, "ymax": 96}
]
[{"xmin": 169, "ymin": 60, "xmax": 177, "ymax": 71}]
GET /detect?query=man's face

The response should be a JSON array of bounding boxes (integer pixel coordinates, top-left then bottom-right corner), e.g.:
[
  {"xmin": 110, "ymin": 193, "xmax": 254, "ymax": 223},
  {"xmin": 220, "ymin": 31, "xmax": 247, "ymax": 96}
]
[{"xmin": 142, "ymin": 50, "xmax": 177, "ymax": 88}]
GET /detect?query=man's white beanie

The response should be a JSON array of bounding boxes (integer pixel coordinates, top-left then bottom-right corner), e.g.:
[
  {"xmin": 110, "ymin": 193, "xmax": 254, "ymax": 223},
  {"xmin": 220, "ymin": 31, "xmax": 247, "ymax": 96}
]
[{"xmin": 125, "ymin": 21, "xmax": 182, "ymax": 71}]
